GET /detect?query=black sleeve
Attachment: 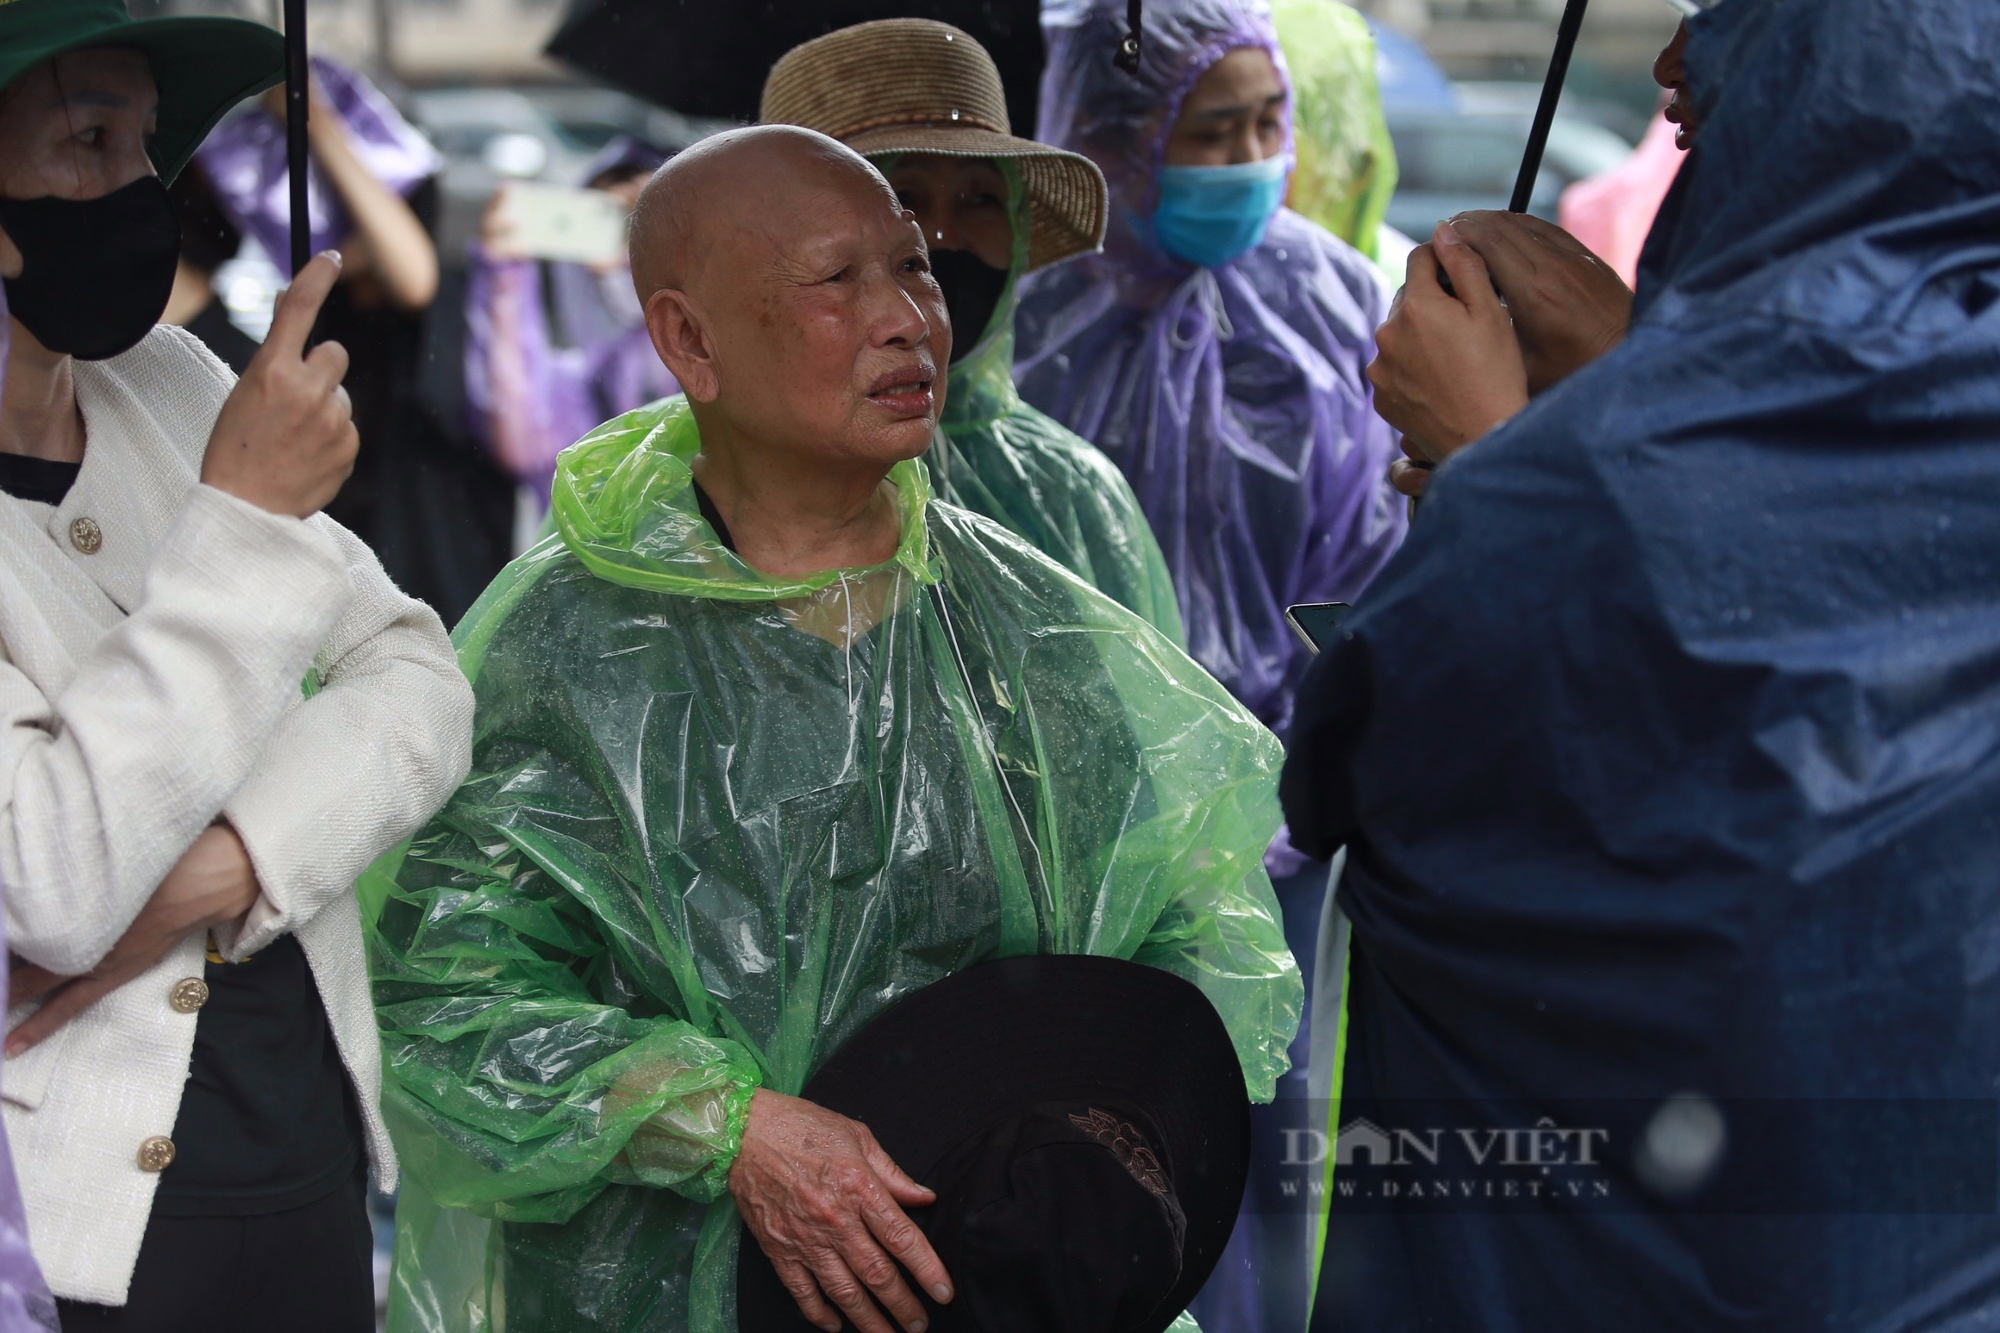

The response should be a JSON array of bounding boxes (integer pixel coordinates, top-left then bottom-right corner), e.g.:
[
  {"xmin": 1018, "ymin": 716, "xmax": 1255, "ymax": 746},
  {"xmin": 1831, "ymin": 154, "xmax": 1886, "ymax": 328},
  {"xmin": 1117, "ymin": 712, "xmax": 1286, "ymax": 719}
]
[{"xmin": 1277, "ymin": 634, "xmax": 1375, "ymax": 862}]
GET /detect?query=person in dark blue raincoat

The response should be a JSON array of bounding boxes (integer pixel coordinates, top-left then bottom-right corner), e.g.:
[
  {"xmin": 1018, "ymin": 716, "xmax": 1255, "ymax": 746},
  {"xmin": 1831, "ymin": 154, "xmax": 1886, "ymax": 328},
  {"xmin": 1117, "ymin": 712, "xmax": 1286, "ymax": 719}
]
[{"xmin": 1280, "ymin": 1, "xmax": 2000, "ymax": 1329}]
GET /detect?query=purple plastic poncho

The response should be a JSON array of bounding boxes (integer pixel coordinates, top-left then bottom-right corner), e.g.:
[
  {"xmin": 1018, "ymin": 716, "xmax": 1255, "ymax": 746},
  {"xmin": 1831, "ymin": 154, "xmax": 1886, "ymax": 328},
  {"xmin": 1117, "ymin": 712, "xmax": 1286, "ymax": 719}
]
[
  {"xmin": 0, "ymin": 289, "xmax": 61, "ymax": 1333},
  {"xmin": 463, "ymin": 138, "xmax": 678, "ymax": 504},
  {"xmin": 1014, "ymin": 0, "xmax": 1405, "ymax": 735},
  {"xmin": 196, "ymin": 56, "xmax": 441, "ymax": 274}
]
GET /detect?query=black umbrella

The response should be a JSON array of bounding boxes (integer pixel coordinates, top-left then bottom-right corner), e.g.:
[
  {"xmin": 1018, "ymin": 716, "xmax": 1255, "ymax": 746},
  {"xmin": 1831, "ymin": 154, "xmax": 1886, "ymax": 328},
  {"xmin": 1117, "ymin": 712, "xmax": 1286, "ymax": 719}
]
[
  {"xmin": 544, "ymin": 0, "xmax": 1045, "ymax": 136},
  {"xmin": 1509, "ymin": 0, "xmax": 1591, "ymax": 213},
  {"xmin": 283, "ymin": 0, "xmax": 309, "ymax": 274}
]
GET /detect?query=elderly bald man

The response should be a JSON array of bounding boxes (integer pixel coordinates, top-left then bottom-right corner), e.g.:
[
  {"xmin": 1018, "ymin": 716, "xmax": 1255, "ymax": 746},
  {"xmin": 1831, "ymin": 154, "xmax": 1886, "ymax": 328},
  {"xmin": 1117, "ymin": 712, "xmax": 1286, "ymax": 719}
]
[{"xmin": 367, "ymin": 125, "xmax": 1299, "ymax": 1333}]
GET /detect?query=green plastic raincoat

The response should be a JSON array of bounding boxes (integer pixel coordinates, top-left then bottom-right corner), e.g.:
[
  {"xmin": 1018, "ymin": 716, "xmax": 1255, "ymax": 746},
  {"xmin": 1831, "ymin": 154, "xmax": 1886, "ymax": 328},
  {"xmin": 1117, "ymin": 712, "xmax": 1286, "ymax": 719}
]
[
  {"xmin": 369, "ymin": 396, "xmax": 1300, "ymax": 1333},
  {"xmin": 909, "ymin": 159, "xmax": 1186, "ymax": 645},
  {"xmin": 1271, "ymin": 0, "xmax": 1398, "ymax": 264}
]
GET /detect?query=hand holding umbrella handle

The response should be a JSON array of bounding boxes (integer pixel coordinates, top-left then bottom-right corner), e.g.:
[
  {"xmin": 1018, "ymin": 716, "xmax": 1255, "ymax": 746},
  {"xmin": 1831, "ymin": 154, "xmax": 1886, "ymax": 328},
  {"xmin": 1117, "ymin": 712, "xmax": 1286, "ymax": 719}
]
[
  {"xmin": 1435, "ymin": 0, "xmax": 1591, "ymax": 296},
  {"xmin": 200, "ymin": 254, "xmax": 358, "ymax": 519}
]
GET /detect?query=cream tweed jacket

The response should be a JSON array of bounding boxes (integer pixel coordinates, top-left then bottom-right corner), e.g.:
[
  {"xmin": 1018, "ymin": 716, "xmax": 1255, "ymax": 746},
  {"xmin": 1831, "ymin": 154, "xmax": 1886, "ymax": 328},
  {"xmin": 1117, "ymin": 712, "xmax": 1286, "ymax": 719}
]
[{"xmin": 0, "ymin": 327, "xmax": 473, "ymax": 1304}]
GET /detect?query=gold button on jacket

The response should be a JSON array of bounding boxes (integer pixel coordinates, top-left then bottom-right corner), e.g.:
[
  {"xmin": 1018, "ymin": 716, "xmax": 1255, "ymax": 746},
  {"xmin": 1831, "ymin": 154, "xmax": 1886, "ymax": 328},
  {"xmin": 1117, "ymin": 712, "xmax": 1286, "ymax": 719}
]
[
  {"xmin": 136, "ymin": 1136, "xmax": 175, "ymax": 1173},
  {"xmin": 168, "ymin": 977, "xmax": 209, "ymax": 1014},
  {"xmin": 68, "ymin": 517, "xmax": 102, "ymax": 555}
]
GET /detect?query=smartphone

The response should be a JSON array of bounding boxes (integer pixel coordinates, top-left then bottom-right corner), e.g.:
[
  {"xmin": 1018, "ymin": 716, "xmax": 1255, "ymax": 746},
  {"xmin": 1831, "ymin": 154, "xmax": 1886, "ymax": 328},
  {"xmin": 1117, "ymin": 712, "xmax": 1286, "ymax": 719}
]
[
  {"xmin": 1284, "ymin": 602, "xmax": 1351, "ymax": 655},
  {"xmin": 494, "ymin": 183, "xmax": 629, "ymax": 267}
]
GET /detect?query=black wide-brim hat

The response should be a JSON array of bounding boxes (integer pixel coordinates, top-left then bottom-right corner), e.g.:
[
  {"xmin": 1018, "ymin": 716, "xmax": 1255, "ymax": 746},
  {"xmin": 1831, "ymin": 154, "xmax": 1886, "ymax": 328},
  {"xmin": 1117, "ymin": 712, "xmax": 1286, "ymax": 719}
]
[
  {"xmin": 737, "ymin": 955, "xmax": 1251, "ymax": 1333},
  {"xmin": 0, "ymin": 0, "xmax": 283, "ymax": 185}
]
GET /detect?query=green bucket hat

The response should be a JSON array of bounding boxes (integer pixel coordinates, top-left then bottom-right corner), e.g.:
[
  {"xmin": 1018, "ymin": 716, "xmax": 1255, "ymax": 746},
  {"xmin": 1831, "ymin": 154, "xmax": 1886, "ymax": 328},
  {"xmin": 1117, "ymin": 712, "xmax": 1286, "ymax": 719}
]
[{"xmin": 0, "ymin": 0, "xmax": 283, "ymax": 184}]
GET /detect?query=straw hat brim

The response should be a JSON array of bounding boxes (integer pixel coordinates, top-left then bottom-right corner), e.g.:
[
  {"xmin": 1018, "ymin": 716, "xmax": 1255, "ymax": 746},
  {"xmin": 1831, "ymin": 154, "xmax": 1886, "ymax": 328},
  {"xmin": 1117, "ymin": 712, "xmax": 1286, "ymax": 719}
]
[{"xmin": 845, "ymin": 125, "xmax": 1108, "ymax": 273}]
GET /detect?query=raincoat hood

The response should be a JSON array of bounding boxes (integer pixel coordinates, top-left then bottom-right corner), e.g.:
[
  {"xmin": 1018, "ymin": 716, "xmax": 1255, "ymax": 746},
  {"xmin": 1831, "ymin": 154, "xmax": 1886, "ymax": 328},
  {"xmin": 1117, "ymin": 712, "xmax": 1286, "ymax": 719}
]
[
  {"xmin": 1638, "ymin": 0, "xmax": 1998, "ymax": 314},
  {"xmin": 1015, "ymin": 0, "xmax": 1404, "ymax": 732},
  {"xmin": 1038, "ymin": 0, "xmax": 1293, "ymax": 274},
  {"xmin": 878, "ymin": 154, "xmax": 1186, "ymax": 640},
  {"xmin": 1283, "ymin": 0, "xmax": 2000, "ymax": 1327},
  {"xmin": 929, "ymin": 157, "xmax": 1032, "ymax": 433},
  {"xmin": 547, "ymin": 395, "xmax": 938, "ymax": 604},
  {"xmin": 1269, "ymin": 0, "xmax": 1397, "ymax": 262},
  {"xmin": 374, "ymin": 395, "xmax": 1299, "ymax": 1333}
]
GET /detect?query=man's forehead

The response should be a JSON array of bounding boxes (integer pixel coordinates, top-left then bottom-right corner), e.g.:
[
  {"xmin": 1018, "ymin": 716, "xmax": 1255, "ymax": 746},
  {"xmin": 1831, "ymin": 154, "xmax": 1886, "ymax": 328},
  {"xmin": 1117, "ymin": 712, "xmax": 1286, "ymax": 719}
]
[
  {"xmin": 739, "ymin": 173, "xmax": 916, "ymax": 269},
  {"xmin": 632, "ymin": 124, "xmax": 913, "ymax": 298}
]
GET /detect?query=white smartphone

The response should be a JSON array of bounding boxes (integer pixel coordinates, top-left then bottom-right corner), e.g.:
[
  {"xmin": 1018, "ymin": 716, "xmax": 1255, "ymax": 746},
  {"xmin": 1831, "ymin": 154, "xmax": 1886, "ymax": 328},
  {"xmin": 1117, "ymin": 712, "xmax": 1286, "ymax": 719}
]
[{"xmin": 494, "ymin": 183, "xmax": 629, "ymax": 266}]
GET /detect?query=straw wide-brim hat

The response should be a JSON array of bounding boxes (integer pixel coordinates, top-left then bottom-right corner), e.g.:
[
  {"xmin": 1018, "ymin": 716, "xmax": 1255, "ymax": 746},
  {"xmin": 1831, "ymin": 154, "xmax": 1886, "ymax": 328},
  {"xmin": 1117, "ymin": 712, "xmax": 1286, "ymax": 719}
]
[{"xmin": 761, "ymin": 19, "xmax": 1108, "ymax": 272}]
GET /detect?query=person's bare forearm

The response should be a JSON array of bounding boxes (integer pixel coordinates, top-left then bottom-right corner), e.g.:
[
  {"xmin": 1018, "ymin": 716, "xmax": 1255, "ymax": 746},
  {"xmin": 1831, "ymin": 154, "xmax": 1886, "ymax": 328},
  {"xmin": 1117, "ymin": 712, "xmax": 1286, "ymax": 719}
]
[{"xmin": 310, "ymin": 115, "xmax": 438, "ymax": 310}]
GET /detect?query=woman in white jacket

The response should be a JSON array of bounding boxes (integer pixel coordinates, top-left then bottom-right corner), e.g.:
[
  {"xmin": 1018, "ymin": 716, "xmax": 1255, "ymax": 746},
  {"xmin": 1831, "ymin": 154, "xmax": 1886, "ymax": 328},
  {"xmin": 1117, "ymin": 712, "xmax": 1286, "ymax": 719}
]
[{"xmin": 0, "ymin": 5, "xmax": 473, "ymax": 1328}]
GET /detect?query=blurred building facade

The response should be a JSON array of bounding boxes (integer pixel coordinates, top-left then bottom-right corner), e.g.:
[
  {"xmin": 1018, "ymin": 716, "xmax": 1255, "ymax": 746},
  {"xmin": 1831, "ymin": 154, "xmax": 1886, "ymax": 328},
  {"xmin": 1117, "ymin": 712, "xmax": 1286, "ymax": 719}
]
[
  {"xmin": 140, "ymin": 0, "xmax": 1681, "ymax": 86},
  {"xmin": 1351, "ymin": 0, "xmax": 1678, "ymax": 79},
  {"xmin": 130, "ymin": 0, "xmax": 568, "ymax": 81}
]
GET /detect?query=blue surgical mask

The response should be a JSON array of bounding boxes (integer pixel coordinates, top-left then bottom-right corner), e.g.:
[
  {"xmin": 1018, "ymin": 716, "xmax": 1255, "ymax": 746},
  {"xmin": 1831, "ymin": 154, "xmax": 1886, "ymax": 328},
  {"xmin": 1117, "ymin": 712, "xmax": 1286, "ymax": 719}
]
[{"xmin": 1151, "ymin": 155, "xmax": 1290, "ymax": 269}]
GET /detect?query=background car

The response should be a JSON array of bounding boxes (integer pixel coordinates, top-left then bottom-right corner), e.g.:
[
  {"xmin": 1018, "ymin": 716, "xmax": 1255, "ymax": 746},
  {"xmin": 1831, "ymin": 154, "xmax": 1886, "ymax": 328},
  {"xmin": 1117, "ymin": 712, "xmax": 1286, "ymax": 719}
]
[
  {"xmin": 1384, "ymin": 81, "xmax": 1636, "ymax": 240},
  {"xmin": 407, "ymin": 84, "xmax": 724, "ymax": 259},
  {"xmin": 210, "ymin": 83, "xmax": 724, "ymax": 341}
]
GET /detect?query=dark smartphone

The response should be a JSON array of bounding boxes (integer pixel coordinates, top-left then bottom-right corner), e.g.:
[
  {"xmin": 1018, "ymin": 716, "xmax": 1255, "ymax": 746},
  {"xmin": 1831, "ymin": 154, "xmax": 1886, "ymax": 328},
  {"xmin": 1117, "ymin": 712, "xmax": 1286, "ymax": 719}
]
[{"xmin": 1285, "ymin": 602, "xmax": 1351, "ymax": 655}]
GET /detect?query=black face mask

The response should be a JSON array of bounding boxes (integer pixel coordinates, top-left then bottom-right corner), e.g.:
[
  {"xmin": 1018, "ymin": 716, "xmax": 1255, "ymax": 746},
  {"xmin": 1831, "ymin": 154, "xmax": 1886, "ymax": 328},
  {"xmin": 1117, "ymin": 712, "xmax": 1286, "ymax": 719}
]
[
  {"xmin": 927, "ymin": 247, "xmax": 1011, "ymax": 366},
  {"xmin": 0, "ymin": 176, "xmax": 181, "ymax": 361}
]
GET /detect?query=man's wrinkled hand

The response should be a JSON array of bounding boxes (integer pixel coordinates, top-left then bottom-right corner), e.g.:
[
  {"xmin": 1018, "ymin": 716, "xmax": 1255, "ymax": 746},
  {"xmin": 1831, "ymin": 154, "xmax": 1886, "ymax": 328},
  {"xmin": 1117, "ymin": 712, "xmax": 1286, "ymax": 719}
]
[
  {"xmin": 1445, "ymin": 210, "xmax": 1633, "ymax": 394},
  {"xmin": 728, "ymin": 1088, "xmax": 951, "ymax": 1333},
  {"xmin": 7, "ymin": 825, "xmax": 260, "ymax": 1056},
  {"xmin": 1368, "ymin": 222, "xmax": 1530, "ymax": 469}
]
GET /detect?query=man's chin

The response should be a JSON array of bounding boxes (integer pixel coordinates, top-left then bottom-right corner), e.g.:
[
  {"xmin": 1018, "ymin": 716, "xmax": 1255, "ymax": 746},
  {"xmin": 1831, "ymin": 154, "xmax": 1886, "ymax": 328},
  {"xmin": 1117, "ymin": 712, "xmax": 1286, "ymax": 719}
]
[
  {"xmin": 836, "ymin": 416, "xmax": 938, "ymax": 471},
  {"xmin": 859, "ymin": 403, "xmax": 939, "ymax": 447},
  {"xmin": 887, "ymin": 421, "xmax": 940, "ymax": 465}
]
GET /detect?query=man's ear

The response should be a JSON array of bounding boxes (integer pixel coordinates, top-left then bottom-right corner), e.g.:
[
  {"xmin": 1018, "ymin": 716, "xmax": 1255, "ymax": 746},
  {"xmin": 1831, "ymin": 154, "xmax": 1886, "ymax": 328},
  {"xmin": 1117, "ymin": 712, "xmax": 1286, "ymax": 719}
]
[
  {"xmin": 646, "ymin": 288, "xmax": 720, "ymax": 402},
  {"xmin": 0, "ymin": 223, "xmax": 19, "ymax": 281}
]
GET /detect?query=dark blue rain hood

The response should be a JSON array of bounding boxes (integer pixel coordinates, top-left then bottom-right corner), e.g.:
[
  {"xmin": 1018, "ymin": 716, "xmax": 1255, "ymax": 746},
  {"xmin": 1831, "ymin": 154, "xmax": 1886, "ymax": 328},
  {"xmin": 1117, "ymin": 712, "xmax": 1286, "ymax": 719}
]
[{"xmin": 1283, "ymin": 0, "xmax": 2000, "ymax": 1328}]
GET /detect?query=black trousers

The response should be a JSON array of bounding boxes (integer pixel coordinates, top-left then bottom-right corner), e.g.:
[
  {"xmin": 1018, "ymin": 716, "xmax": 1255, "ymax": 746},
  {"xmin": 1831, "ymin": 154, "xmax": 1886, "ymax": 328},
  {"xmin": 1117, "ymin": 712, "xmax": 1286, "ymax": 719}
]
[{"xmin": 56, "ymin": 1176, "xmax": 373, "ymax": 1333}]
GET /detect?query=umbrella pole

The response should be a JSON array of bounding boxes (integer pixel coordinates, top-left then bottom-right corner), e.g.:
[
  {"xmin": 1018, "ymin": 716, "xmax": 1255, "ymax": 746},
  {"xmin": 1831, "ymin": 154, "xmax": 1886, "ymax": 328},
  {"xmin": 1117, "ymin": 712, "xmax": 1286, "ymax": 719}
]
[
  {"xmin": 1508, "ymin": 0, "xmax": 1590, "ymax": 213},
  {"xmin": 284, "ymin": 0, "xmax": 310, "ymax": 276}
]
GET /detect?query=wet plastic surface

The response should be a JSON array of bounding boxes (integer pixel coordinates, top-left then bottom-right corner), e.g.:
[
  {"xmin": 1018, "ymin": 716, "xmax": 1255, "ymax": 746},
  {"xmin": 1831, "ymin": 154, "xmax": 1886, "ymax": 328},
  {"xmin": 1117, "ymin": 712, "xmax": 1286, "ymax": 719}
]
[
  {"xmin": 1014, "ymin": 0, "xmax": 1406, "ymax": 734},
  {"xmin": 1270, "ymin": 0, "xmax": 1398, "ymax": 262},
  {"xmin": 369, "ymin": 396, "xmax": 1301, "ymax": 1331},
  {"xmin": 1282, "ymin": 1, "xmax": 2000, "ymax": 1327},
  {"xmin": 925, "ymin": 159, "xmax": 1185, "ymax": 645}
]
